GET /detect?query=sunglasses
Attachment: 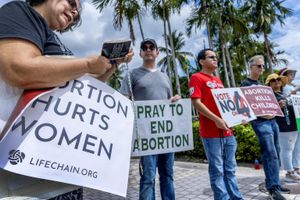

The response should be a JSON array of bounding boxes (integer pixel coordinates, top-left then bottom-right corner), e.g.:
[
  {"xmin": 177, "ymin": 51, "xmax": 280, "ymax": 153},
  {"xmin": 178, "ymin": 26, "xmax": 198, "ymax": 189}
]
[
  {"xmin": 255, "ymin": 64, "xmax": 264, "ymax": 68},
  {"xmin": 270, "ymin": 78, "xmax": 281, "ymax": 83},
  {"xmin": 141, "ymin": 45, "xmax": 155, "ymax": 51},
  {"xmin": 205, "ymin": 56, "xmax": 218, "ymax": 60},
  {"xmin": 67, "ymin": 0, "xmax": 80, "ymax": 13}
]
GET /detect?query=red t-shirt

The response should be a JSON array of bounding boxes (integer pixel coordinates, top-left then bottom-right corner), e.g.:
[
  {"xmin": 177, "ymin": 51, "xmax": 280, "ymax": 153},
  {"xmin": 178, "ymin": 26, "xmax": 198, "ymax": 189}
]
[{"xmin": 189, "ymin": 72, "xmax": 233, "ymax": 138}]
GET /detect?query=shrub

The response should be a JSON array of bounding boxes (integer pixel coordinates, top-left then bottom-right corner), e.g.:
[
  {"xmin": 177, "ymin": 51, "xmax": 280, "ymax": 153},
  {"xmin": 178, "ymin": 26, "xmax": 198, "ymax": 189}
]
[
  {"xmin": 176, "ymin": 122, "xmax": 260, "ymax": 163},
  {"xmin": 234, "ymin": 124, "xmax": 260, "ymax": 162}
]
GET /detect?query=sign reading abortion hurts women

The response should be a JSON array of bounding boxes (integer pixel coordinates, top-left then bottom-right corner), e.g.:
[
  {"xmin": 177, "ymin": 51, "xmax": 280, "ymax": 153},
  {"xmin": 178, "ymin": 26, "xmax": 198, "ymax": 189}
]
[
  {"xmin": 0, "ymin": 75, "xmax": 134, "ymax": 197},
  {"xmin": 131, "ymin": 99, "xmax": 194, "ymax": 157}
]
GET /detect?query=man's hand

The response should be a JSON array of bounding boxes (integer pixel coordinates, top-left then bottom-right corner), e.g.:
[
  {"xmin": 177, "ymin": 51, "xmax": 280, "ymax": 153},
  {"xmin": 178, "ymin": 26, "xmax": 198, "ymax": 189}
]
[
  {"xmin": 170, "ymin": 94, "xmax": 181, "ymax": 103},
  {"xmin": 214, "ymin": 117, "xmax": 229, "ymax": 130}
]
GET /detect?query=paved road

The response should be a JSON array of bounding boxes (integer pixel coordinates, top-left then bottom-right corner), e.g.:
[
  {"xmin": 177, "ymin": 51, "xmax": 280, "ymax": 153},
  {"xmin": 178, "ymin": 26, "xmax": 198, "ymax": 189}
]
[{"xmin": 83, "ymin": 159, "xmax": 300, "ymax": 200}]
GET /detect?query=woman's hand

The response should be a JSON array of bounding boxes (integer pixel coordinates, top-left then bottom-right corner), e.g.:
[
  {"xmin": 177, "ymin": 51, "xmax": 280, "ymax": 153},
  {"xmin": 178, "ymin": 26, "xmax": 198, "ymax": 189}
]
[
  {"xmin": 278, "ymin": 99, "xmax": 286, "ymax": 108},
  {"xmin": 86, "ymin": 55, "xmax": 112, "ymax": 75},
  {"xmin": 115, "ymin": 49, "xmax": 134, "ymax": 65}
]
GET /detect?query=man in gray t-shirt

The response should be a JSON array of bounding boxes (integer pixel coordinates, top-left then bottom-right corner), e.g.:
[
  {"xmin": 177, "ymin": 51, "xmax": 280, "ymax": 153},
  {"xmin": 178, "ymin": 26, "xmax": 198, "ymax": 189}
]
[{"xmin": 120, "ymin": 38, "xmax": 179, "ymax": 200}]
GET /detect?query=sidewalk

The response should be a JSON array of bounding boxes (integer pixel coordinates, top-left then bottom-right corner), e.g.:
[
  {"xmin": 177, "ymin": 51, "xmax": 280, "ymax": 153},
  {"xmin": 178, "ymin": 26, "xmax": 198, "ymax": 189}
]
[{"xmin": 83, "ymin": 159, "xmax": 300, "ymax": 200}]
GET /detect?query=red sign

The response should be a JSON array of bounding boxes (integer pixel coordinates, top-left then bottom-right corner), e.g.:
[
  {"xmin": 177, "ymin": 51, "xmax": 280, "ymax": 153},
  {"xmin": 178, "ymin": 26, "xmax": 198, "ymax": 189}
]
[{"xmin": 241, "ymin": 86, "xmax": 283, "ymax": 117}]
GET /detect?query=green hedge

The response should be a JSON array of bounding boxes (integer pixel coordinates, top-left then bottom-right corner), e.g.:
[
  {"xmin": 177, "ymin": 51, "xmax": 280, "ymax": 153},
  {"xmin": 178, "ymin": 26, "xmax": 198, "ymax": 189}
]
[{"xmin": 176, "ymin": 122, "xmax": 260, "ymax": 163}]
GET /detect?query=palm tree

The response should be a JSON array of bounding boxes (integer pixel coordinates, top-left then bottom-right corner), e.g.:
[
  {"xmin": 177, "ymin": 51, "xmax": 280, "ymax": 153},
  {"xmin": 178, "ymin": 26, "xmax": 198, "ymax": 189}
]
[
  {"xmin": 92, "ymin": 0, "xmax": 146, "ymax": 45},
  {"xmin": 148, "ymin": 0, "xmax": 188, "ymax": 95},
  {"xmin": 185, "ymin": 0, "xmax": 220, "ymax": 76},
  {"xmin": 241, "ymin": 0, "xmax": 293, "ymax": 73},
  {"xmin": 158, "ymin": 30, "xmax": 194, "ymax": 84},
  {"xmin": 144, "ymin": 0, "xmax": 188, "ymax": 95},
  {"xmin": 107, "ymin": 64, "xmax": 127, "ymax": 89}
]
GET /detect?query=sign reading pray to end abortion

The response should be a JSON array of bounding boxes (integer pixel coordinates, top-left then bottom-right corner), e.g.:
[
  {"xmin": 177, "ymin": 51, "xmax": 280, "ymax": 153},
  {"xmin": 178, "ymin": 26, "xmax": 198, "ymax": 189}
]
[
  {"xmin": 131, "ymin": 99, "xmax": 194, "ymax": 157},
  {"xmin": 0, "ymin": 76, "xmax": 134, "ymax": 197}
]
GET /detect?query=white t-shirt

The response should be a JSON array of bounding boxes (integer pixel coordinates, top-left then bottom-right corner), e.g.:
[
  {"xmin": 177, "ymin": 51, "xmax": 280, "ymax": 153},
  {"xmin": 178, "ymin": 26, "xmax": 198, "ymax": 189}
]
[
  {"xmin": 282, "ymin": 84, "xmax": 300, "ymax": 96},
  {"xmin": 0, "ymin": 80, "xmax": 23, "ymax": 131}
]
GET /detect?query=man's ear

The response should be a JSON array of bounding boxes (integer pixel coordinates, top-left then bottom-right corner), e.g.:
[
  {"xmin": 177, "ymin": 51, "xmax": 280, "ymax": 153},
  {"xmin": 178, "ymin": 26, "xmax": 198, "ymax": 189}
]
[
  {"xmin": 156, "ymin": 50, "xmax": 159, "ymax": 56},
  {"xmin": 199, "ymin": 59, "xmax": 203, "ymax": 67}
]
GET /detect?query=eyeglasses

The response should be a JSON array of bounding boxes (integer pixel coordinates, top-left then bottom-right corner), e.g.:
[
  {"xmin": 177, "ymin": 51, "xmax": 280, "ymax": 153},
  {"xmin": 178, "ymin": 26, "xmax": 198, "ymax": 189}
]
[
  {"xmin": 270, "ymin": 78, "xmax": 281, "ymax": 83},
  {"xmin": 67, "ymin": 0, "xmax": 80, "ymax": 13},
  {"xmin": 255, "ymin": 64, "xmax": 265, "ymax": 68},
  {"xmin": 205, "ymin": 56, "xmax": 218, "ymax": 60},
  {"xmin": 141, "ymin": 45, "xmax": 155, "ymax": 51}
]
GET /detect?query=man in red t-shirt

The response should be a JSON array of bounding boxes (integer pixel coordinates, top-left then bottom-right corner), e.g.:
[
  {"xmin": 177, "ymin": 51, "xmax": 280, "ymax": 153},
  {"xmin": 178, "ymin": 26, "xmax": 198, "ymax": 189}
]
[{"xmin": 189, "ymin": 49, "xmax": 243, "ymax": 200}]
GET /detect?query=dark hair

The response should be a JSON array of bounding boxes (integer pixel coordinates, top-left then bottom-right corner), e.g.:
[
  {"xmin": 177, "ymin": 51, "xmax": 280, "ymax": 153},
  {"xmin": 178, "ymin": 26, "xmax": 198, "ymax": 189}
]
[
  {"xmin": 196, "ymin": 48, "xmax": 213, "ymax": 67},
  {"xmin": 26, "ymin": 0, "xmax": 82, "ymax": 32}
]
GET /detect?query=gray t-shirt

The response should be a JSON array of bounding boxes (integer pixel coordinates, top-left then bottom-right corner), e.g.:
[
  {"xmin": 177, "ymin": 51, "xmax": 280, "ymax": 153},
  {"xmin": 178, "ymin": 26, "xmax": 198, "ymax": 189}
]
[{"xmin": 120, "ymin": 67, "xmax": 171, "ymax": 101}]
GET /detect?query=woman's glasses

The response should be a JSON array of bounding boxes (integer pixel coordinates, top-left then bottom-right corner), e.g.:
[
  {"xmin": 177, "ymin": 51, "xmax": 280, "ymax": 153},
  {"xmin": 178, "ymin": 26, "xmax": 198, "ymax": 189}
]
[
  {"xmin": 270, "ymin": 78, "xmax": 281, "ymax": 83},
  {"xmin": 255, "ymin": 64, "xmax": 264, "ymax": 68}
]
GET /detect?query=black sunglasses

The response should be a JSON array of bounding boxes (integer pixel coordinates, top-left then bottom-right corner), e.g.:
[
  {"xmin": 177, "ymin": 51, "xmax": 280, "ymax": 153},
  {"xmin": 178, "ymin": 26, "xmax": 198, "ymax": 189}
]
[
  {"xmin": 141, "ymin": 45, "xmax": 155, "ymax": 51},
  {"xmin": 270, "ymin": 78, "xmax": 281, "ymax": 83},
  {"xmin": 67, "ymin": 0, "xmax": 80, "ymax": 12},
  {"xmin": 255, "ymin": 64, "xmax": 265, "ymax": 68},
  {"xmin": 205, "ymin": 56, "xmax": 218, "ymax": 60}
]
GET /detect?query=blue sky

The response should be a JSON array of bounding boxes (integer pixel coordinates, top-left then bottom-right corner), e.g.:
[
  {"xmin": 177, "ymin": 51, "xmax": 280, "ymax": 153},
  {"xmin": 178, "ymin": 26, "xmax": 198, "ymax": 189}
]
[{"xmin": 1, "ymin": 0, "xmax": 300, "ymax": 84}]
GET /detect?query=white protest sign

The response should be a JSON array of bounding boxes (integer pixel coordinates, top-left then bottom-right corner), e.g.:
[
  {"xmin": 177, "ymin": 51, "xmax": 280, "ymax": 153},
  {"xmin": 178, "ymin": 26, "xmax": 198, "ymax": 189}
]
[
  {"xmin": 211, "ymin": 88, "xmax": 256, "ymax": 127},
  {"xmin": 0, "ymin": 75, "xmax": 134, "ymax": 197},
  {"xmin": 131, "ymin": 99, "xmax": 193, "ymax": 157},
  {"xmin": 292, "ymin": 95, "xmax": 300, "ymax": 132}
]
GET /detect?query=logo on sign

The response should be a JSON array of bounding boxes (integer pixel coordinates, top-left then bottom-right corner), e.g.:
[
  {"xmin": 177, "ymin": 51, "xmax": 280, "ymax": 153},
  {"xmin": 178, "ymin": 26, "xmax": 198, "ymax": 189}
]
[{"xmin": 8, "ymin": 149, "xmax": 25, "ymax": 165}]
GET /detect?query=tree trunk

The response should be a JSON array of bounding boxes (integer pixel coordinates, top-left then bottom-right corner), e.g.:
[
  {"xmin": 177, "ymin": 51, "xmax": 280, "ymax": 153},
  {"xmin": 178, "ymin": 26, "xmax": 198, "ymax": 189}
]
[
  {"xmin": 221, "ymin": 43, "xmax": 230, "ymax": 87},
  {"xmin": 244, "ymin": 55, "xmax": 249, "ymax": 76},
  {"xmin": 162, "ymin": 15, "xmax": 173, "ymax": 96},
  {"xmin": 128, "ymin": 19, "xmax": 136, "ymax": 46},
  {"xmin": 218, "ymin": 17, "xmax": 230, "ymax": 87},
  {"xmin": 202, "ymin": 0, "xmax": 219, "ymax": 77},
  {"xmin": 163, "ymin": 0, "xmax": 181, "ymax": 95},
  {"xmin": 225, "ymin": 43, "xmax": 236, "ymax": 87},
  {"xmin": 137, "ymin": 14, "xmax": 145, "ymax": 41},
  {"xmin": 264, "ymin": 32, "xmax": 273, "ymax": 73}
]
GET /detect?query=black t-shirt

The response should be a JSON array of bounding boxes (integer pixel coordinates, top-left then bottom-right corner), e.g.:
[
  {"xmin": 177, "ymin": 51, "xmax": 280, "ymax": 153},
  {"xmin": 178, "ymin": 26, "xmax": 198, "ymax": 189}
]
[
  {"xmin": 240, "ymin": 77, "xmax": 261, "ymax": 87},
  {"xmin": 274, "ymin": 91, "xmax": 297, "ymax": 132},
  {"xmin": 0, "ymin": 1, "xmax": 73, "ymax": 56}
]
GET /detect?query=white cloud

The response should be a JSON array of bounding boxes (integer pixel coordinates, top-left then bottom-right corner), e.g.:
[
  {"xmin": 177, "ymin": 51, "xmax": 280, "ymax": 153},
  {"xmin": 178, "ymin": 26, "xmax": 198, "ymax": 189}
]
[{"xmin": 272, "ymin": 15, "xmax": 300, "ymax": 83}]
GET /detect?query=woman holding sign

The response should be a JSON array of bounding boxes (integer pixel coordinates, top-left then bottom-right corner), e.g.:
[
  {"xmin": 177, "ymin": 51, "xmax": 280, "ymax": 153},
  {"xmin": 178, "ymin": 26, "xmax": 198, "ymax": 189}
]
[
  {"xmin": 0, "ymin": 0, "xmax": 132, "ymax": 199},
  {"xmin": 266, "ymin": 73, "xmax": 300, "ymax": 181}
]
